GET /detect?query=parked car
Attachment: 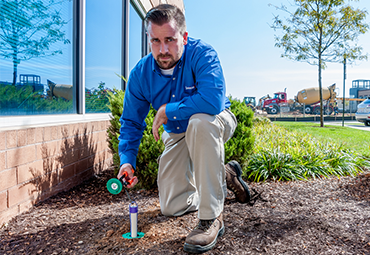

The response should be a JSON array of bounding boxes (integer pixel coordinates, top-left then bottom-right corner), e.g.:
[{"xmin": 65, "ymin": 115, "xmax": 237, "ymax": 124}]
[{"xmin": 355, "ymin": 97, "xmax": 370, "ymax": 126}]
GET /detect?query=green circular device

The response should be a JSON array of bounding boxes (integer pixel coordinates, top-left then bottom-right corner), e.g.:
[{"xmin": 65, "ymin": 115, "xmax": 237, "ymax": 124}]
[{"xmin": 107, "ymin": 178, "xmax": 123, "ymax": 195}]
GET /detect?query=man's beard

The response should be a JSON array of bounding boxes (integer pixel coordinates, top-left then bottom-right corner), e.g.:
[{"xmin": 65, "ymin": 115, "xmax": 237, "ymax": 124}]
[{"xmin": 156, "ymin": 53, "xmax": 178, "ymax": 70}]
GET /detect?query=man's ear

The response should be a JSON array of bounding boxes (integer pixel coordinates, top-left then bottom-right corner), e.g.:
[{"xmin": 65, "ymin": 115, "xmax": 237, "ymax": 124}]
[{"xmin": 183, "ymin": 32, "xmax": 188, "ymax": 45}]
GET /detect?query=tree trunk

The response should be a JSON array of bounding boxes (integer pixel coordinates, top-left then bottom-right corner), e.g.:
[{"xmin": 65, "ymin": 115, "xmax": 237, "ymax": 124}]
[
  {"xmin": 318, "ymin": 25, "xmax": 324, "ymax": 128},
  {"xmin": 318, "ymin": 57, "xmax": 323, "ymax": 127},
  {"xmin": 12, "ymin": 64, "xmax": 17, "ymax": 86}
]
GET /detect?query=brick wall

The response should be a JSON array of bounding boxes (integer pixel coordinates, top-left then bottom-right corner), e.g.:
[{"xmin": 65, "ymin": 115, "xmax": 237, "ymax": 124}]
[{"xmin": 0, "ymin": 120, "xmax": 113, "ymax": 225}]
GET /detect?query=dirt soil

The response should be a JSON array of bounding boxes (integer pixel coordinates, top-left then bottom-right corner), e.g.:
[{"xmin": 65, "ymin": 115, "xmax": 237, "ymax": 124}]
[{"xmin": 1, "ymin": 169, "xmax": 370, "ymax": 255}]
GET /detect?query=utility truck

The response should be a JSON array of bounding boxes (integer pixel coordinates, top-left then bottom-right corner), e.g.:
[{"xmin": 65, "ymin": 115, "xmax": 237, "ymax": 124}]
[{"xmin": 259, "ymin": 84, "xmax": 337, "ymax": 115}]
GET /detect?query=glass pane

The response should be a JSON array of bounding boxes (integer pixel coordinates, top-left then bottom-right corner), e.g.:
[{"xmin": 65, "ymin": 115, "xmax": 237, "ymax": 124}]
[
  {"xmin": 85, "ymin": 0, "xmax": 122, "ymax": 113},
  {"xmin": 0, "ymin": 0, "xmax": 74, "ymax": 116}
]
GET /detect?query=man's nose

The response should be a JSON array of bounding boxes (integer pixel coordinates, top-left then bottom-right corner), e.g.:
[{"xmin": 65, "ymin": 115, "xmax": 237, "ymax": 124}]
[{"xmin": 159, "ymin": 42, "xmax": 168, "ymax": 53}]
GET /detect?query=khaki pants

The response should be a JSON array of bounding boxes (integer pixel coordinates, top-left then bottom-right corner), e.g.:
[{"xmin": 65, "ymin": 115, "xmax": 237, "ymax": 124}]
[{"xmin": 157, "ymin": 108, "xmax": 237, "ymax": 220}]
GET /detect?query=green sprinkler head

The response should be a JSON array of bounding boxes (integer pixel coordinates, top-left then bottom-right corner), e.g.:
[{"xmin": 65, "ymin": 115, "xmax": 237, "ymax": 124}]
[{"xmin": 106, "ymin": 178, "xmax": 123, "ymax": 195}]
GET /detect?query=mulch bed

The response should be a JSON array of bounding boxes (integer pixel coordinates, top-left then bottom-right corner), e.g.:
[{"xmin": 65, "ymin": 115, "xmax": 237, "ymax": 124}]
[{"xmin": 1, "ymin": 169, "xmax": 370, "ymax": 255}]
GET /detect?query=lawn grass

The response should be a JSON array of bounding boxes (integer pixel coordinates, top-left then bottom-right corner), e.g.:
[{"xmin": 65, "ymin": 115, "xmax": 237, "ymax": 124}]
[
  {"xmin": 245, "ymin": 119, "xmax": 370, "ymax": 182},
  {"xmin": 274, "ymin": 121, "xmax": 370, "ymax": 158}
]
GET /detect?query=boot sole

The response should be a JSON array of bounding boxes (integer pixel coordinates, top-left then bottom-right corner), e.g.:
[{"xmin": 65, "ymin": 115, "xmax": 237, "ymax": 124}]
[
  {"xmin": 228, "ymin": 160, "xmax": 251, "ymax": 203},
  {"xmin": 183, "ymin": 224, "xmax": 225, "ymax": 254}
]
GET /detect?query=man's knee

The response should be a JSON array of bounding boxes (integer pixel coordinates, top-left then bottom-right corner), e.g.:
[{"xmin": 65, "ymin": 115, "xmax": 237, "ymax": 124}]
[{"xmin": 188, "ymin": 113, "xmax": 215, "ymax": 134}]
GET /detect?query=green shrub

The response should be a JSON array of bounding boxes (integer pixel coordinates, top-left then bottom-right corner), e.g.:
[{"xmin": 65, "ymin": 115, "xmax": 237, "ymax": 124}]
[
  {"xmin": 225, "ymin": 97, "xmax": 255, "ymax": 169},
  {"xmin": 107, "ymin": 89, "xmax": 164, "ymax": 190},
  {"xmin": 106, "ymin": 88, "xmax": 124, "ymax": 174},
  {"xmin": 107, "ymin": 94, "xmax": 255, "ymax": 190}
]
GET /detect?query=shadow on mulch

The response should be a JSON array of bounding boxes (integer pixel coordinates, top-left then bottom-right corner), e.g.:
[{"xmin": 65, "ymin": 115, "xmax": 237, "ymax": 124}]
[
  {"xmin": 35, "ymin": 170, "xmax": 158, "ymax": 211},
  {"xmin": 2, "ymin": 169, "xmax": 370, "ymax": 254}
]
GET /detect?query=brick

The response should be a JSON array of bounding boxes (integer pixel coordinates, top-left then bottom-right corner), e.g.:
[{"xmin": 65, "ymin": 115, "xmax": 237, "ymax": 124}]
[
  {"xmin": 76, "ymin": 158, "xmax": 89, "ymax": 174},
  {"xmin": 44, "ymin": 126, "xmax": 52, "ymax": 142},
  {"xmin": 0, "ymin": 132, "xmax": 5, "ymax": 150},
  {"xmin": 39, "ymin": 170, "xmax": 58, "ymax": 193},
  {"xmin": 60, "ymin": 137, "xmax": 75, "ymax": 151},
  {"xmin": 0, "ymin": 206, "xmax": 18, "ymax": 226},
  {"xmin": 41, "ymin": 156, "xmax": 59, "ymax": 174},
  {"xmin": 104, "ymin": 120, "xmax": 109, "ymax": 131},
  {"xmin": 38, "ymin": 185, "xmax": 61, "ymax": 202},
  {"xmin": 19, "ymin": 199, "xmax": 34, "ymax": 215},
  {"xmin": 90, "ymin": 122, "xmax": 97, "ymax": 133},
  {"xmin": 7, "ymin": 146, "xmax": 36, "ymax": 168},
  {"xmin": 59, "ymin": 148, "xmax": 79, "ymax": 166},
  {"xmin": 56, "ymin": 177, "xmax": 79, "ymax": 194},
  {"xmin": 69, "ymin": 123, "xmax": 79, "ymax": 136},
  {"xmin": 79, "ymin": 146, "xmax": 90, "ymax": 159},
  {"xmin": 77, "ymin": 168, "xmax": 94, "ymax": 181},
  {"xmin": 0, "ymin": 191, "xmax": 7, "ymax": 211},
  {"xmin": 60, "ymin": 125, "xmax": 70, "ymax": 139},
  {"xmin": 59, "ymin": 164, "xmax": 75, "ymax": 182},
  {"xmin": 36, "ymin": 141, "xmax": 58, "ymax": 160},
  {"xmin": 0, "ymin": 168, "xmax": 17, "ymax": 192},
  {"xmin": 99, "ymin": 121, "xmax": 106, "ymax": 131},
  {"xmin": 6, "ymin": 130, "xmax": 17, "ymax": 149},
  {"xmin": 18, "ymin": 160, "xmax": 44, "ymax": 184},
  {"xmin": 8, "ymin": 182, "xmax": 38, "ymax": 207},
  {"xmin": 27, "ymin": 128, "xmax": 36, "ymax": 145},
  {"xmin": 98, "ymin": 131, "xmax": 107, "ymax": 142},
  {"xmin": 79, "ymin": 123, "xmax": 89, "ymax": 135},
  {"xmin": 0, "ymin": 152, "xmax": 5, "ymax": 171},
  {"xmin": 17, "ymin": 129, "xmax": 27, "ymax": 147},
  {"xmin": 35, "ymin": 127, "xmax": 44, "ymax": 143}
]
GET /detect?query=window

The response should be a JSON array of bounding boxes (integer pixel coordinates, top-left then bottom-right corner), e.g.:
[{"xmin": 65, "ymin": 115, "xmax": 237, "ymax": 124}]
[
  {"xmin": 85, "ymin": 0, "xmax": 122, "ymax": 113},
  {"xmin": 0, "ymin": 0, "xmax": 73, "ymax": 116}
]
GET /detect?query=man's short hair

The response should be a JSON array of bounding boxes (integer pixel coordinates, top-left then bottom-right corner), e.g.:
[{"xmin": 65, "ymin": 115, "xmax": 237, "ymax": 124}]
[{"xmin": 145, "ymin": 4, "xmax": 186, "ymax": 35}]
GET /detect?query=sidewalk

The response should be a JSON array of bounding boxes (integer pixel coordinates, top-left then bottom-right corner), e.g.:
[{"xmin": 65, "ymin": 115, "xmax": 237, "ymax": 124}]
[{"xmin": 324, "ymin": 120, "xmax": 370, "ymax": 132}]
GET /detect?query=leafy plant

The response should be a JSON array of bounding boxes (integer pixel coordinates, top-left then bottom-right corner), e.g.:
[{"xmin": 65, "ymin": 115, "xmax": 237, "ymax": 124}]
[
  {"xmin": 246, "ymin": 121, "xmax": 370, "ymax": 182},
  {"xmin": 106, "ymin": 88, "xmax": 164, "ymax": 190},
  {"xmin": 225, "ymin": 97, "xmax": 255, "ymax": 169}
]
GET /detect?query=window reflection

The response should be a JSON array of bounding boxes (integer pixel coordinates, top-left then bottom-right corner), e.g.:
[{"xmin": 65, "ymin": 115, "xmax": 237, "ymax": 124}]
[
  {"xmin": 85, "ymin": 0, "xmax": 122, "ymax": 113},
  {"xmin": 0, "ymin": 0, "xmax": 73, "ymax": 116}
]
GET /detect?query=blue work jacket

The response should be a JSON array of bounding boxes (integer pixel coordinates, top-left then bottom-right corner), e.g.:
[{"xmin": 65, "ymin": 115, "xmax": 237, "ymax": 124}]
[{"xmin": 118, "ymin": 37, "xmax": 230, "ymax": 168}]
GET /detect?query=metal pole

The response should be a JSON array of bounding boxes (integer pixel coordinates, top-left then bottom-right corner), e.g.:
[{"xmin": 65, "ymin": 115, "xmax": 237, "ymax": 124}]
[
  {"xmin": 122, "ymin": 0, "xmax": 130, "ymax": 91},
  {"xmin": 342, "ymin": 57, "xmax": 346, "ymax": 127}
]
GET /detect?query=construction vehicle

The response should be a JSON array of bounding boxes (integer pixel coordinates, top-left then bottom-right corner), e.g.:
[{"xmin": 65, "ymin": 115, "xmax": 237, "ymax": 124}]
[
  {"xmin": 243, "ymin": 96, "xmax": 257, "ymax": 111},
  {"xmin": 260, "ymin": 84, "xmax": 337, "ymax": 115},
  {"xmin": 47, "ymin": 79, "xmax": 73, "ymax": 100},
  {"xmin": 16, "ymin": 74, "xmax": 44, "ymax": 92}
]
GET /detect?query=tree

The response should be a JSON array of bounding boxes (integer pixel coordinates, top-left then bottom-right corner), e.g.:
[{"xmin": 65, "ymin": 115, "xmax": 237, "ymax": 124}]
[
  {"xmin": 270, "ymin": 0, "xmax": 368, "ymax": 127},
  {"xmin": 0, "ymin": 0, "xmax": 70, "ymax": 85}
]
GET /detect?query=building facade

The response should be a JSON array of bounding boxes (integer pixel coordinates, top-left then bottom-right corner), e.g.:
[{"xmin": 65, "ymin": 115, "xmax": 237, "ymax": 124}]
[{"xmin": 0, "ymin": 0, "xmax": 184, "ymax": 225}]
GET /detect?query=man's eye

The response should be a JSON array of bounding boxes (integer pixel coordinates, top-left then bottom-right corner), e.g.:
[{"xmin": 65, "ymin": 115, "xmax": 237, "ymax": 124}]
[
  {"xmin": 151, "ymin": 39, "xmax": 160, "ymax": 44},
  {"xmin": 167, "ymin": 38, "xmax": 174, "ymax": 42}
]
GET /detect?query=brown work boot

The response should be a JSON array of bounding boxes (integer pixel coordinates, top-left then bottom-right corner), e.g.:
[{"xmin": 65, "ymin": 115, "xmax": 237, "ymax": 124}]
[
  {"xmin": 225, "ymin": 160, "xmax": 251, "ymax": 203},
  {"xmin": 183, "ymin": 214, "xmax": 225, "ymax": 254}
]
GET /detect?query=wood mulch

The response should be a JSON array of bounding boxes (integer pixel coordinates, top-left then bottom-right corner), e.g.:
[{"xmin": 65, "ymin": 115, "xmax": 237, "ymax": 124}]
[{"xmin": 1, "ymin": 168, "xmax": 370, "ymax": 255}]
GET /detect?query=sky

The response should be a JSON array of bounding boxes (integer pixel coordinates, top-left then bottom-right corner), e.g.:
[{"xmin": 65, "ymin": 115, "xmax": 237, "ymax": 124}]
[{"xmin": 184, "ymin": 0, "xmax": 370, "ymax": 101}]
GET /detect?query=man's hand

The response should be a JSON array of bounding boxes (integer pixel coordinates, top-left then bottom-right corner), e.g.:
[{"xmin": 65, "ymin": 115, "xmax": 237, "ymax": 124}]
[
  {"xmin": 152, "ymin": 104, "xmax": 168, "ymax": 141},
  {"xmin": 117, "ymin": 163, "xmax": 138, "ymax": 189}
]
